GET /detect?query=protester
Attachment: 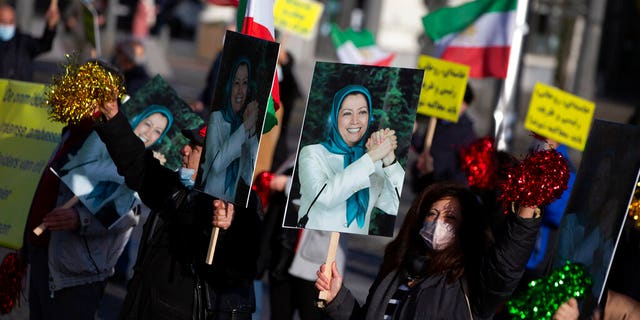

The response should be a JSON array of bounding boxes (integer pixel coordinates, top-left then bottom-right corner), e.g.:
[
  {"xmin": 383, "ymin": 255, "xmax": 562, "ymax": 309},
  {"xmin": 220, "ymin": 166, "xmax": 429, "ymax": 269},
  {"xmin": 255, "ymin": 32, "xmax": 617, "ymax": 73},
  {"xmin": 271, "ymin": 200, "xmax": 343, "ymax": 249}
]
[
  {"xmin": 113, "ymin": 38, "xmax": 151, "ymax": 95},
  {"xmin": 315, "ymin": 182, "xmax": 541, "ymax": 319},
  {"xmin": 95, "ymin": 98, "xmax": 262, "ymax": 319},
  {"xmin": 297, "ymin": 85, "xmax": 403, "ymax": 235},
  {"xmin": 23, "ymin": 63, "xmax": 137, "ymax": 320},
  {"xmin": 521, "ymin": 140, "xmax": 576, "ymax": 281},
  {"xmin": 255, "ymin": 157, "xmax": 348, "ymax": 320},
  {"xmin": 0, "ymin": 2, "xmax": 59, "ymax": 81},
  {"xmin": 411, "ymin": 83, "xmax": 477, "ymax": 193}
]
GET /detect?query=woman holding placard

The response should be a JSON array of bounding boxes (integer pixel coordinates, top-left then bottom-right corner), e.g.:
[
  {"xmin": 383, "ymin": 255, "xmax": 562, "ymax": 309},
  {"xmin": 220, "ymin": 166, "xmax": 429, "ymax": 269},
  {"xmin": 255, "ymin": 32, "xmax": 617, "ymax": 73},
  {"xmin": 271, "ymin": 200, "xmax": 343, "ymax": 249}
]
[
  {"xmin": 296, "ymin": 84, "xmax": 404, "ymax": 235},
  {"xmin": 315, "ymin": 182, "xmax": 542, "ymax": 319}
]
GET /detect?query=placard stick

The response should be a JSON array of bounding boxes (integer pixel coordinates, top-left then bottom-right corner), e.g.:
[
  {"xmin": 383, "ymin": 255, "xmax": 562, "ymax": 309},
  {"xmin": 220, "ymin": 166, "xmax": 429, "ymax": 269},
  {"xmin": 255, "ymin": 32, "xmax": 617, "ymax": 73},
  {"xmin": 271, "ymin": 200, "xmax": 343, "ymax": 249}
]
[
  {"xmin": 424, "ymin": 116, "xmax": 437, "ymax": 151},
  {"xmin": 33, "ymin": 196, "xmax": 78, "ymax": 236},
  {"xmin": 205, "ymin": 227, "xmax": 220, "ymax": 265},
  {"xmin": 317, "ymin": 232, "xmax": 340, "ymax": 305},
  {"xmin": 50, "ymin": 0, "xmax": 58, "ymax": 9}
]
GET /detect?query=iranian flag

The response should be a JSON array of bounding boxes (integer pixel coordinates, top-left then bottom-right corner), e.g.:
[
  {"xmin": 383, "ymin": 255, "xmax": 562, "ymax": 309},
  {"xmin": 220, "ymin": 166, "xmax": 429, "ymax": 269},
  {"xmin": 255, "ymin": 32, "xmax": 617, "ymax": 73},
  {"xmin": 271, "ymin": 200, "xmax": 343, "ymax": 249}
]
[
  {"xmin": 330, "ymin": 24, "xmax": 395, "ymax": 66},
  {"xmin": 236, "ymin": 0, "xmax": 281, "ymax": 132},
  {"xmin": 422, "ymin": 0, "xmax": 516, "ymax": 78}
]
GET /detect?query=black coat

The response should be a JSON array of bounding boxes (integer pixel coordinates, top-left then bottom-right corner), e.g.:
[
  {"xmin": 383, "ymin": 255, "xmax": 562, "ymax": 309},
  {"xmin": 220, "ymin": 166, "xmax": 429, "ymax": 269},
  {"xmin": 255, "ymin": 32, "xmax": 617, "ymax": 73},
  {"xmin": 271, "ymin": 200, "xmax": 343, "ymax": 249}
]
[
  {"xmin": 0, "ymin": 26, "xmax": 56, "ymax": 81},
  {"xmin": 96, "ymin": 112, "xmax": 262, "ymax": 320},
  {"xmin": 325, "ymin": 213, "xmax": 541, "ymax": 320},
  {"xmin": 123, "ymin": 65, "xmax": 150, "ymax": 96},
  {"xmin": 411, "ymin": 114, "xmax": 477, "ymax": 193}
]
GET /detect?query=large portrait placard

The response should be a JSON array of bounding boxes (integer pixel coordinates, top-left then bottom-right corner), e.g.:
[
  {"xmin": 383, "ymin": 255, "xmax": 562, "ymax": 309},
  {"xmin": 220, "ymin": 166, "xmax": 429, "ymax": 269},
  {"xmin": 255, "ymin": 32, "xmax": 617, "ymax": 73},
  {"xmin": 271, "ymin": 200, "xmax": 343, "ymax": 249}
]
[
  {"xmin": 283, "ymin": 62, "xmax": 423, "ymax": 236},
  {"xmin": 197, "ymin": 31, "xmax": 280, "ymax": 206},
  {"xmin": 51, "ymin": 77, "xmax": 201, "ymax": 228},
  {"xmin": 554, "ymin": 119, "xmax": 640, "ymax": 315}
]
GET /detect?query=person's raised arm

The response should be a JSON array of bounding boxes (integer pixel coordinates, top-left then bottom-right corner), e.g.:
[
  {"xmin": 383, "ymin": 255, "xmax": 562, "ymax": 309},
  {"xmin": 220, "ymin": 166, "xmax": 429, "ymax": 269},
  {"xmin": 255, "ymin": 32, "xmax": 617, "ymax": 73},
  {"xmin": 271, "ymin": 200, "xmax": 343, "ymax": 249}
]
[
  {"xmin": 94, "ymin": 98, "xmax": 177, "ymax": 211},
  {"xmin": 45, "ymin": 3, "xmax": 61, "ymax": 30}
]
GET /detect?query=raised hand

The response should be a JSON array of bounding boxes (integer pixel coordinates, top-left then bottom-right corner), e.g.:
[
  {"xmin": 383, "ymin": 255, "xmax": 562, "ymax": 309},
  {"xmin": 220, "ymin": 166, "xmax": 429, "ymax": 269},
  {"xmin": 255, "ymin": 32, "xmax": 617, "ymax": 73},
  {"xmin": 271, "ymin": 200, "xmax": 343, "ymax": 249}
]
[
  {"xmin": 45, "ymin": 2, "xmax": 61, "ymax": 30},
  {"xmin": 96, "ymin": 94, "xmax": 119, "ymax": 120},
  {"xmin": 416, "ymin": 149, "xmax": 434, "ymax": 175},
  {"xmin": 552, "ymin": 298, "xmax": 579, "ymax": 320}
]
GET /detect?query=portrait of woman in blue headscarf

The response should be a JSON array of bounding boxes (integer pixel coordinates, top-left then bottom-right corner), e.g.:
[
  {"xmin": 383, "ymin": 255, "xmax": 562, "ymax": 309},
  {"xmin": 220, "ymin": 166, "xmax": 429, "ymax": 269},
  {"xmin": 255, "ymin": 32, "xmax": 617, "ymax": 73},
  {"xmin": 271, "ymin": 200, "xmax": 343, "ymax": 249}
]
[
  {"xmin": 201, "ymin": 57, "xmax": 260, "ymax": 203},
  {"xmin": 297, "ymin": 85, "xmax": 405, "ymax": 235},
  {"xmin": 57, "ymin": 104, "xmax": 174, "ymax": 226}
]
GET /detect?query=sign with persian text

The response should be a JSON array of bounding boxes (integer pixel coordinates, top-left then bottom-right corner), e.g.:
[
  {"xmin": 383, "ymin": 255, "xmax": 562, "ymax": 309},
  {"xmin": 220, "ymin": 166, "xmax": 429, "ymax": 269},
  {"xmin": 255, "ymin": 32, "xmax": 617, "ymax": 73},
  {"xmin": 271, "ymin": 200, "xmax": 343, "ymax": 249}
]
[
  {"xmin": 416, "ymin": 55, "xmax": 470, "ymax": 122},
  {"xmin": 274, "ymin": 0, "xmax": 324, "ymax": 39},
  {"xmin": 525, "ymin": 82, "xmax": 595, "ymax": 151}
]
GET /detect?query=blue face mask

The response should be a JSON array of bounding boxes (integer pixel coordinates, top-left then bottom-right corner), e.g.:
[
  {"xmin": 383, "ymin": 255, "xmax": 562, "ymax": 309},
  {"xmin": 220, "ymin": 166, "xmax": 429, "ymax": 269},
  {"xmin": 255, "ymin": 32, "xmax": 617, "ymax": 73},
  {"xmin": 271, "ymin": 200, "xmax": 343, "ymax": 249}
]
[
  {"xmin": 0, "ymin": 24, "xmax": 15, "ymax": 41},
  {"xmin": 178, "ymin": 167, "xmax": 196, "ymax": 189}
]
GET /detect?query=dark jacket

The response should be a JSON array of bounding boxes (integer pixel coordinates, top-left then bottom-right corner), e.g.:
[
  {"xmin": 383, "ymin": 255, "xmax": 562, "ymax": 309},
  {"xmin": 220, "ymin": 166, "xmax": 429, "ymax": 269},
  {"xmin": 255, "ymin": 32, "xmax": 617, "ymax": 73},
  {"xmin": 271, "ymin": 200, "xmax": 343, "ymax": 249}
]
[
  {"xmin": 95, "ymin": 112, "xmax": 262, "ymax": 320},
  {"xmin": 123, "ymin": 65, "xmax": 150, "ymax": 96},
  {"xmin": 0, "ymin": 26, "xmax": 56, "ymax": 81},
  {"xmin": 324, "ymin": 213, "xmax": 541, "ymax": 320},
  {"xmin": 411, "ymin": 114, "xmax": 477, "ymax": 193}
]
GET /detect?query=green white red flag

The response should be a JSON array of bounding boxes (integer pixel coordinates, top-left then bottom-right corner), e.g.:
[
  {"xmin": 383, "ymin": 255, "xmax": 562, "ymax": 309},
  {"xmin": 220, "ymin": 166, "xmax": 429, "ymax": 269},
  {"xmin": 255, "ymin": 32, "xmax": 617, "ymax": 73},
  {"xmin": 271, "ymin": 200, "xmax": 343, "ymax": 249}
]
[
  {"xmin": 236, "ymin": 0, "xmax": 280, "ymax": 132},
  {"xmin": 422, "ymin": 0, "xmax": 516, "ymax": 78},
  {"xmin": 329, "ymin": 24, "xmax": 395, "ymax": 66}
]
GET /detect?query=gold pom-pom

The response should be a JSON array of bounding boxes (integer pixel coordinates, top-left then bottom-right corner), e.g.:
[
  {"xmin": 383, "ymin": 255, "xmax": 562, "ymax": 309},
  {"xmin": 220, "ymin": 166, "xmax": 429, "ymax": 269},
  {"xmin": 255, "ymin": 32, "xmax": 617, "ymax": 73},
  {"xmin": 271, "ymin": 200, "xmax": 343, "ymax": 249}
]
[{"xmin": 46, "ymin": 54, "xmax": 125, "ymax": 124}]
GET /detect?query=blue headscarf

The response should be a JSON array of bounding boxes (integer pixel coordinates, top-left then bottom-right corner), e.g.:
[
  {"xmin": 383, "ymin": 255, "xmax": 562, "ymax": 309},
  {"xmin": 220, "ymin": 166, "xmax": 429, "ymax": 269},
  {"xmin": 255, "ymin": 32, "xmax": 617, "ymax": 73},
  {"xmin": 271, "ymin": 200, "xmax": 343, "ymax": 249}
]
[
  {"xmin": 221, "ymin": 57, "xmax": 252, "ymax": 193},
  {"xmin": 130, "ymin": 104, "xmax": 174, "ymax": 147},
  {"xmin": 320, "ymin": 85, "xmax": 375, "ymax": 228}
]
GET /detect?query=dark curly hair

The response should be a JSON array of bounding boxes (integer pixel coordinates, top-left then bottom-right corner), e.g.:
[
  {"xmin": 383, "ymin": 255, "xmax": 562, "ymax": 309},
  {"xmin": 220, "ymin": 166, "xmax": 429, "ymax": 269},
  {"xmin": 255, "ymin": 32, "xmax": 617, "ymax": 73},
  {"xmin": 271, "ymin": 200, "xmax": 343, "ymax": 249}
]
[{"xmin": 379, "ymin": 182, "xmax": 492, "ymax": 283}]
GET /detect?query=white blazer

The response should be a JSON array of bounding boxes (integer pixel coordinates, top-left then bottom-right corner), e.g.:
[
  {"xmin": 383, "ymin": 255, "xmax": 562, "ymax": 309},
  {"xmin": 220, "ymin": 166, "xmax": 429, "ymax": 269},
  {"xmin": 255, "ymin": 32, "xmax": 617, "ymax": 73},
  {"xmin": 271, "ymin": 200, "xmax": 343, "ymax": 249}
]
[
  {"xmin": 201, "ymin": 111, "xmax": 258, "ymax": 202},
  {"xmin": 297, "ymin": 144, "xmax": 404, "ymax": 235}
]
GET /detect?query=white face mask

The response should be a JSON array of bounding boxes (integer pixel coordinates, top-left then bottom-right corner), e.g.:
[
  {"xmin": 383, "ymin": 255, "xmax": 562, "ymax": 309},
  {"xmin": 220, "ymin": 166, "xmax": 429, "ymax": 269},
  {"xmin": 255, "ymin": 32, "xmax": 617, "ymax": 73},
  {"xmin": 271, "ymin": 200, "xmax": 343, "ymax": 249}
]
[
  {"xmin": 178, "ymin": 167, "xmax": 196, "ymax": 189},
  {"xmin": 0, "ymin": 24, "xmax": 15, "ymax": 41},
  {"xmin": 419, "ymin": 220, "xmax": 455, "ymax": 251}
]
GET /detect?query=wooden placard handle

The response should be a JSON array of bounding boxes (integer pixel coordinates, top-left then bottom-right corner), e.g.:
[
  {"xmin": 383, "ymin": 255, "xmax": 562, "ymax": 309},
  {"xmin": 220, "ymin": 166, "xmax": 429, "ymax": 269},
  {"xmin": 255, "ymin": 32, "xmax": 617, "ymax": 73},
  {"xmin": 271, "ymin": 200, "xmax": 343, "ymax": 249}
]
[
  {"xmin": 205, "ymin": 227, "xmax": 220, "ymax": 265},
  {"xmin": 424, "ymin": 116, "xmax": 437, "ymax": 151},
  {"xmin": 33, "ymin": 196, "xmax": 79, "ymax": 236},
  {"xmin": 317, "ymin": 232, "xmax": 340, "ymax": 306}
]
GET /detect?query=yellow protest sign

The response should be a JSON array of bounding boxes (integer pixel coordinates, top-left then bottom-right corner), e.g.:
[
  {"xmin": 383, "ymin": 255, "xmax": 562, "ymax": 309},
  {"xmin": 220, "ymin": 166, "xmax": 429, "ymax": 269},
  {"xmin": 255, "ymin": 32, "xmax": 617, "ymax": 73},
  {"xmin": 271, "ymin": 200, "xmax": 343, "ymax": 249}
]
[
  {"xmin": 274, "ymin": 0, "xmax": 324, "ymax": 39},
  {"xmin": 0, "ymin": 79, "xmax": 64, "ymax": 249},
  {"xmin": 416, "ymin": 55, "xmax": 470, "ymax": 122},
  {"xmin": 525, "ymin": 82, "xmax": 595, "ymax": 151}
]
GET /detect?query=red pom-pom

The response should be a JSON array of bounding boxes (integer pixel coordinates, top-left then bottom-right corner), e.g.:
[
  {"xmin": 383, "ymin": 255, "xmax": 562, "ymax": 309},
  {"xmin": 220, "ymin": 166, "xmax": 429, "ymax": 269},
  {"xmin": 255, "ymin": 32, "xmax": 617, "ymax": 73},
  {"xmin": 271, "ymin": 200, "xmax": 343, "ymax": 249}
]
[
  {"xmin": 460, "ymin": 137, "xmax": 498, "ymax": 189},
  {"xmin": 252, "ymin": 171, "xmax": 274, "ymax": 209},
  {"xmin": 498, "ymin": 148, "xmax": 570, "ymax": 213},
  {"xmin": 0, "ymin": 252, "xmax": 25, "ymax": 314}
]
